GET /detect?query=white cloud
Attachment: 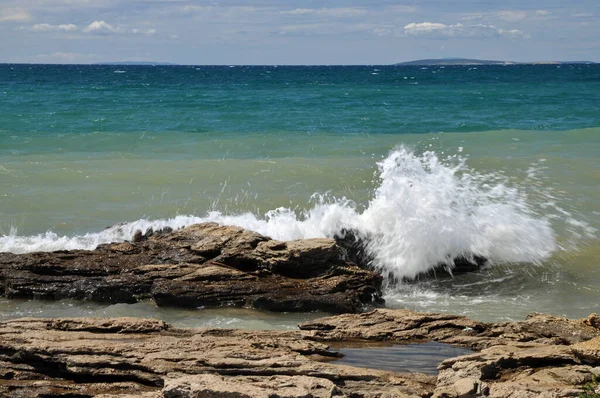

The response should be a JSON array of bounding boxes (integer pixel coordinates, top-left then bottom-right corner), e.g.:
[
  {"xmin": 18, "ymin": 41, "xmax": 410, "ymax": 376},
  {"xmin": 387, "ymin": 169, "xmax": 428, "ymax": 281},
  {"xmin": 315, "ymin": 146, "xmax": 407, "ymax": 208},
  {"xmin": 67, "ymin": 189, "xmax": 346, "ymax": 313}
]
[
  {"xmin": 496, "ymin": 11, "xmax": 528, "ymax": 22},
  {"xmin": 0, "ymin": 8, "xmax": 31, "ymax": 22},
  {"xmin": 274, "ymin": 20, "xmax": 393, "ymax": 38},
  {"xmin": 281, "ymin": 8, "xmax": 312, "ymax": 15},
  {"xmin": 81, "ymin": 21, "xmax": 156, "ymax": 35},
  {"xmin": 131, "ymin": 28, "xmax": 156, "ymax": 35},
  {"xmin": 404, "ymin": 22, "xmax": 527, "ymax": 39},
  {"xmin": 460, "ymin": 14, "xmax": 484, "ymax": 22},
  {"xmin": 280, "ymin": 8, "xmax": 367, "ymax": 18},
  {"xmin": 498, "ymin": 29, "xmax": 528, "ymax": 39},
  {"xmin": 372, "ymin": 27, "xmax": 394, "ymax": 37},
  {"xmin": 83, "ymin": 20, "xmax": 121, "ymax": 34},
  {"xmin": 461, "ymin": 10, "xmax": 552, "ymax": 23},
  {"xmin": 31, "ymin": 23, "xmax": 78, "ymax": 32}
]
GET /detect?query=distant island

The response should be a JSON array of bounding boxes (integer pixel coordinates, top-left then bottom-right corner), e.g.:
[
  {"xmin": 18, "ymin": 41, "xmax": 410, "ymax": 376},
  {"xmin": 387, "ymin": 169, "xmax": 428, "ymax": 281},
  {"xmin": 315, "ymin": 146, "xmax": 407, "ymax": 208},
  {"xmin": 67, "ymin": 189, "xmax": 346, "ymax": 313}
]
[
  {"xmin": 96, "ymin": 61, "xmax": 177, "ymax": 66},
  {"xmin": 396, "ymin": 58, "xmax": 596, "ymax": 66}
]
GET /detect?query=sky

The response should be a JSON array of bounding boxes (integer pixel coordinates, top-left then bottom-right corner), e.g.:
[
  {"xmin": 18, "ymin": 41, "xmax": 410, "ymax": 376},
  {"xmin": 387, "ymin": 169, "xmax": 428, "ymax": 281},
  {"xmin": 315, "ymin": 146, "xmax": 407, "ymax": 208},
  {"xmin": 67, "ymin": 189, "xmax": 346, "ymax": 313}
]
[{"xmin": 1, "ymin": 0, "xmax": 598, "ymax": 65}]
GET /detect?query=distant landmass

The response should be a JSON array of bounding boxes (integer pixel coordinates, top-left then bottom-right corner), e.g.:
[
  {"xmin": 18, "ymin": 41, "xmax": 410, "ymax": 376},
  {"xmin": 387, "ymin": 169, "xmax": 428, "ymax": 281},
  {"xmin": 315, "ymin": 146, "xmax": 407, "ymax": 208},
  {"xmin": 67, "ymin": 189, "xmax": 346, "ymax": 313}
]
[
  {"xmin": 396, "ymin": 58, "xmax": 597, "ymax": 66},
  {"xmin": 96, "ymin": 61, "xmax": 177, "ymax": 66}
]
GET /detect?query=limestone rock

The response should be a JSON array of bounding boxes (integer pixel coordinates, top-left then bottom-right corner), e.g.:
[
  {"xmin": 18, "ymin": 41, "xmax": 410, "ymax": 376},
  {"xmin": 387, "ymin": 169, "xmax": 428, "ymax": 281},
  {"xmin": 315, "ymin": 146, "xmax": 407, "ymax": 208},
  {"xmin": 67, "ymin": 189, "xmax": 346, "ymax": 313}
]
[
  {"xmin": 299, "ymin": 308, "xmax": 486, "ymax": 344},
  {"xmin": 0, "ymin": 316, "xmax": 435, "ymax": 397},
  {"xmin": 162, "ymin": 374, "xmax": 343, "ymax": 398},
  {"xmin": 1, "ymin": 308, "xmax": 599, "ymax": 397},
  {"xmin": 300, "ymin": 309, "xmax": 600, "ymax": 397},
  {"xmin": 299, "ymin": 309, "xmax": 600, "ymax": 350}
]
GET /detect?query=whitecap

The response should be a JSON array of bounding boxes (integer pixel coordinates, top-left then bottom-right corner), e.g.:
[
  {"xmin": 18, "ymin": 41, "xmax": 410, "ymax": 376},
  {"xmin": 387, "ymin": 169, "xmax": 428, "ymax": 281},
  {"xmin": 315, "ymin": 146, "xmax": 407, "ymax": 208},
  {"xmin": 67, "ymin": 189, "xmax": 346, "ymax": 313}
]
[{"xmin": 1, "ymin": 147, "xmax": 559, "ymax": 281}]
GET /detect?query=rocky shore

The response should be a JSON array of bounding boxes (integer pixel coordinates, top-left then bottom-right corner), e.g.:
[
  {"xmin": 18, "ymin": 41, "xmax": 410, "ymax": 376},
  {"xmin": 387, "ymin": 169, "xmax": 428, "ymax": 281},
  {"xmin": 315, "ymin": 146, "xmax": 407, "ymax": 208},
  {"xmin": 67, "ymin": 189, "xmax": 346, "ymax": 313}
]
[
  {"xmin": 0, "ymin": 309, "xmax": 598, "ymax": 397},
  {"xmin": 1, "ymin": 223, "xmax": 599, "ymax": 397},
  {"xmin": 0, "ymin": 223, "xmax": 383, "ymax": 314}
]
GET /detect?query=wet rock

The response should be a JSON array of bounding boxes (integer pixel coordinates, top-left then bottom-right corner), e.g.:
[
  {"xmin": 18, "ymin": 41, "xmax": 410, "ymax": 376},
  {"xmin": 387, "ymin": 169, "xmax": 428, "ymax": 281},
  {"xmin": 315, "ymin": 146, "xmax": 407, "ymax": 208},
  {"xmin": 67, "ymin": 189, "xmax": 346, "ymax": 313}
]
[
  {"xmin": 0, "ymin": 223, "xmax": 383, "ymax": 313},
  {"xmin": 334, "ymin": 229, "xmax": 374, "ymax": 269},
  {"xmin": 334, "ymin": 229, "xmax": 487, "ymax": 278},
  {"xmin": 133, "ymin": 227, "xmax": 174, "ymax": 243}
]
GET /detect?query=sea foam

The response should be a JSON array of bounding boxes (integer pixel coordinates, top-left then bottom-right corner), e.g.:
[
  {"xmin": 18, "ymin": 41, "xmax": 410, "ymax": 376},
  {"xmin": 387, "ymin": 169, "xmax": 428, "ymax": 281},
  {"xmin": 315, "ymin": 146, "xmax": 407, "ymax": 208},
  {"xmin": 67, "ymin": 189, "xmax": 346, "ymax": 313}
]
[{"xmin": 0, "ymin": 147, "xmax": 559, "ymax": 279}]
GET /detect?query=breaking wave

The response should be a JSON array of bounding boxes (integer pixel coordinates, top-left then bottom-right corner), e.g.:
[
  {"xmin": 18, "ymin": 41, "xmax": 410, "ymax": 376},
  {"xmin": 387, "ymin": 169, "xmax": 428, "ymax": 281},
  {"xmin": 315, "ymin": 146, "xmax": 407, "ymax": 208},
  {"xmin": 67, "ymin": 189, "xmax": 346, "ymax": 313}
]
[{"xmin": 0, "ymin": 146, "xmax": 566, "ymax": 279}]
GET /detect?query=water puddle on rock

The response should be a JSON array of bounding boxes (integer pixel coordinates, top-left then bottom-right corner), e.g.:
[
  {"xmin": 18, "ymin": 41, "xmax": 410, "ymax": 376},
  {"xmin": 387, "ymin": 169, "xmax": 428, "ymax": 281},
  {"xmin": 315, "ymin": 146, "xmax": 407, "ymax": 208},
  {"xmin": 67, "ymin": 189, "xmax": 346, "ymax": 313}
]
[{"xmin": 332, "ymin": 341, "xmax": 473, "ymax": 375}]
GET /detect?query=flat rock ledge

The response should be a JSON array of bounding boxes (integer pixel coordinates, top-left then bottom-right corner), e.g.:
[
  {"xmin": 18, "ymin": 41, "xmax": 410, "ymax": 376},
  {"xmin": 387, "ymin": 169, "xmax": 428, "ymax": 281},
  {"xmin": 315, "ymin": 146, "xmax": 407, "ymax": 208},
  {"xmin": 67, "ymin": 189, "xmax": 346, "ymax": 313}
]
[
  {"xmin": 1, "ymin": 309, "xmax": 599, "ymax": 397},
  {"xmin": 0, "ymin": 223, "xmax": 383, "ymax": 313},
  {"xmin": 300, "ymin": 309, "xmax": 600, "ymax": 398}
]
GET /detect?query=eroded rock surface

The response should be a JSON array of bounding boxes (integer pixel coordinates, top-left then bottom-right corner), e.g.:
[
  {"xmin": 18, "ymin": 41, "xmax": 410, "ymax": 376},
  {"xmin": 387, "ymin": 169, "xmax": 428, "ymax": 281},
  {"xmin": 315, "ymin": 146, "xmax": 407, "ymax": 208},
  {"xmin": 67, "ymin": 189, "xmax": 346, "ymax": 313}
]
[
  {"xmin": 0, "ymin": 316, "xmax": 435, "ymax": 397},
  {"xmin": 300, "ymin": 309, "xmax": 600, "ymax": 398},
  {"xmin": 1, "ymin": 310, "xmax": 599, "ymax": 397},
  {"xmin": 300, "ymin": 310, "xmax": 600, "ymax": 350},
  {"xmin": 0, "ymin": 223, "xmax": 383, "ymax": 313}
]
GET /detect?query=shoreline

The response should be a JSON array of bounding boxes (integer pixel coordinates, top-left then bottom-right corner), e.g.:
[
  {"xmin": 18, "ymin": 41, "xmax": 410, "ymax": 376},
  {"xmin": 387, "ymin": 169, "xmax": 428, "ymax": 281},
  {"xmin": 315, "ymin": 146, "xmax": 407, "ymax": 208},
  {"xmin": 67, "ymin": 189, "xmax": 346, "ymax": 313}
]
[
  {"xmin": 1, "ymin": 222, "xmax": 599, "ymax": 396},
  {"xmin": 0, "ymin": 309, "xmax": 598, "ymax": 397}
]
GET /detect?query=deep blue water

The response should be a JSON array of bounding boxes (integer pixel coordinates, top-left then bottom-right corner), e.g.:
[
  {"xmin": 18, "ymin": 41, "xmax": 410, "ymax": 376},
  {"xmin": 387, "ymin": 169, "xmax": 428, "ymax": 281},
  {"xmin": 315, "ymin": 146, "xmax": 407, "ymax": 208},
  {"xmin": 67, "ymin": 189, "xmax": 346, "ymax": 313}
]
[{"xmin": 1, "ymin": 64, "xmax": 599, "ymax": 141}]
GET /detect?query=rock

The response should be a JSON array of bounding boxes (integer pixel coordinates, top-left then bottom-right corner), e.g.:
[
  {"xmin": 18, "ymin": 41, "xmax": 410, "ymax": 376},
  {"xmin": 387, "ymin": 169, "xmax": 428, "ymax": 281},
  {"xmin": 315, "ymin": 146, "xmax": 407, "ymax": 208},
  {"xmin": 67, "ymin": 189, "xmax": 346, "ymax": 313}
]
[
  {"xmin": 334, "ymin": 229, "xmax": 374, "ymax": 270},
  {"xmin": 0, "ymin": 316, "xmax": 435, "ymax": 397},
  {"xmin": 301, "ymin": 309, "xmax": 600, "ymax": 398},
  {"xmin": 1, "ymin": 305, "xmax": 600, "ymax": 397},
  {"xmin": 0, "ymin": 223, "xmax": 383, "ymax": 313},
  {"xmin": 162, "ymin": 374, "xmax": 343, "ymax": 398},
  {"xmin": 444, "ymin": 378, "xmax": 479, "ymax": 398},
  {"xmin": 334, "ymin": 229, "xmax": 487, "ymax": 279},
  {"xmin": 572, "ymin": 336, "xmax": 600, "ymax": 363},
  {"xmin": 434, "ymin": 343, "xmax": 600, "ymax": 398},
  {"xmin": 2, "ymin": 310, "xmax": 600, "ymax": 397},
  {"xmin": 299, "ymin": 309, "xmax": 600, "ymax": 349},
  {"xmin": 582, "ymin": 313, "xmax": 600, "ymax": 329},
  {"xmin": 299, "ymin": 308, "xmax": 487, "ymax": 344}
]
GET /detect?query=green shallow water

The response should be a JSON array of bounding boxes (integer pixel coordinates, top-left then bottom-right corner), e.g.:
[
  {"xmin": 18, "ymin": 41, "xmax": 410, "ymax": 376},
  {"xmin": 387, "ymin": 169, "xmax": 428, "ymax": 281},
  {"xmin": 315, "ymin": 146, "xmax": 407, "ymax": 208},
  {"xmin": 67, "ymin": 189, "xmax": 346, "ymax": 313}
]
[
  {"xmin": 1, "ymin": 128, "xmax": 597, "ymax": 236},
  {"xmin": 0, "ymin": 299, "xmax": 323, "ymax": 330}
]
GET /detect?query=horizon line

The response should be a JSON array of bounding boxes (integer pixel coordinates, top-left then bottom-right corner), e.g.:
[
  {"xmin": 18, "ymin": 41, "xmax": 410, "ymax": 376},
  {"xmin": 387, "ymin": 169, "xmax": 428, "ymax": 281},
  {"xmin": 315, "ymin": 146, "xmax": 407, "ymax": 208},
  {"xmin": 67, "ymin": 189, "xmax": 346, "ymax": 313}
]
[{"xmin": 1, "ymin": 60, "xmax": 598, "ymax": 67}]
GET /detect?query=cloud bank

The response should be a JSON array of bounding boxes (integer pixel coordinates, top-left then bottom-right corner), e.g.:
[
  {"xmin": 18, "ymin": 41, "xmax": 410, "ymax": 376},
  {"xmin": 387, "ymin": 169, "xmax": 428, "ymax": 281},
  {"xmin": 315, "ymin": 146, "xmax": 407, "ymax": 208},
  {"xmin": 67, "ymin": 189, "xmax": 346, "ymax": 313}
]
[
  {"xmin": 0, "ymin": 8, "xmax": 32, "ymax": 22},
  {"xmin": 404, "ymin": 22, "xmax": 528, "ymax": 39},
  {"xmin": 32, "ymin": 23, "xmax": 78, "ymax": 32},
  {"xmin": 23, "ymin": 20, "xmax": 157, "ymax": 35}
]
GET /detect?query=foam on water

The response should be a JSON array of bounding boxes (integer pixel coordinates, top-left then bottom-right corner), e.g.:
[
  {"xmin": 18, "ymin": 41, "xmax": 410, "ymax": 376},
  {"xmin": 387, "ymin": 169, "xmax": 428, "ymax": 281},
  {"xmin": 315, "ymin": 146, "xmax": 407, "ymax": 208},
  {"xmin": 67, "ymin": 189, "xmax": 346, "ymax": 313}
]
[
  {"xmin": 0, "ymin": 147, "xmax": 577, "ymax": 279},
  {"xmin": 355, "ymin": 147, "xmax": 556, "ymax": 279}
]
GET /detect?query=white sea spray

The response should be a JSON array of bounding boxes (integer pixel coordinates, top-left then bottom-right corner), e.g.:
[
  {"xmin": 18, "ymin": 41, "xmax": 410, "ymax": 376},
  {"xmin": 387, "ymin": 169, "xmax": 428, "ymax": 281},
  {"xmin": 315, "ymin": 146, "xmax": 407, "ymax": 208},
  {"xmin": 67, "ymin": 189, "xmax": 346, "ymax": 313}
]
[{"xmin": 0, "ymin": 146, "xmax": 569, "ymax": 279}]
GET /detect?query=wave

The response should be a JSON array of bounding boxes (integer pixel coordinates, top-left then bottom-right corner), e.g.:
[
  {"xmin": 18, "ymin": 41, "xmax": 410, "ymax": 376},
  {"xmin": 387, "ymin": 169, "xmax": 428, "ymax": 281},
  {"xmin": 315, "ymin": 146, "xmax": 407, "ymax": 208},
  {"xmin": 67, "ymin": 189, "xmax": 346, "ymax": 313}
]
[{"xmin": 0, "ymin": 146, "xmax": 564, "ymax": 279}]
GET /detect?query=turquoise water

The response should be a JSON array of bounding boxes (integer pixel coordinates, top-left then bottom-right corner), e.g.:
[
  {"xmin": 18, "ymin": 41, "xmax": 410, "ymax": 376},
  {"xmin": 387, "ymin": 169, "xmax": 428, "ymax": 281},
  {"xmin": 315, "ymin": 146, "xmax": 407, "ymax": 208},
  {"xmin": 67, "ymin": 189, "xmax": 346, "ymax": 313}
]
[{"xmin": 0, "ymin": 64, "xmax": 598, "ymax": 324}]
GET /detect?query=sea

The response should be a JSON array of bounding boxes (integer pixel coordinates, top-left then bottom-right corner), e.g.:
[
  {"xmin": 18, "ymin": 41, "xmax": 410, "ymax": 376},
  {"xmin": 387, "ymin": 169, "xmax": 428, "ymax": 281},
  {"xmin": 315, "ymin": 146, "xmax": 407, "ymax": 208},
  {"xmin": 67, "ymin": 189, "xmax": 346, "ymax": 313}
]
[{"xmin": 0, "ymin": 64, "xmax": 598, "ymax": 329}]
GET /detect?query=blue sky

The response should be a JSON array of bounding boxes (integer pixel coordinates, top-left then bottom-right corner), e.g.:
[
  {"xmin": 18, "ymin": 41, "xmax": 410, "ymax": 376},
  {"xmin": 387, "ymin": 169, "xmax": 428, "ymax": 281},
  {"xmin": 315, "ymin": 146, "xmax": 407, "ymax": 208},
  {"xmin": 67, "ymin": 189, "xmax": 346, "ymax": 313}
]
[{"xmin": 1, "ymin": 0, "xmax": 598, "ymax": 64}]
